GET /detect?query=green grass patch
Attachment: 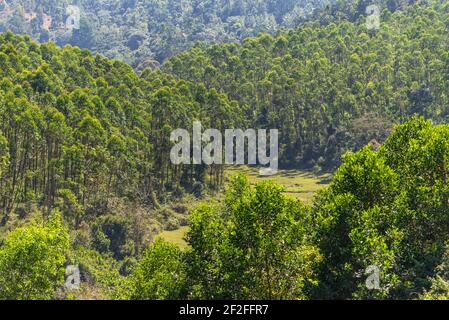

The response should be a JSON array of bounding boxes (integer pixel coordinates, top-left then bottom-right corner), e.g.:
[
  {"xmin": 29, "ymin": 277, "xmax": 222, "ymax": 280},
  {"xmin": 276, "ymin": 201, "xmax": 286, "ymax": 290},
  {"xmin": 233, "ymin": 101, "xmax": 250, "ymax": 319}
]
[
  {"xmin": 225, "ymin": 166, "xmax": 331, "ymax": 203},
  {"xmin": 156, "ymin": 226, "xmax": 190, "ymax": 251},
  {"xmin": 157, "ymin": 167, "xmax": 330, "ymax": 249}
]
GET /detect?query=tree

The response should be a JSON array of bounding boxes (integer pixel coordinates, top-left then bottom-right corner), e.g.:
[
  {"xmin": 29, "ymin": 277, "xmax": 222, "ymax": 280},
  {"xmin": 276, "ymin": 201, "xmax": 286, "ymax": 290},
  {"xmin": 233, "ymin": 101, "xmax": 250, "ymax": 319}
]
[
  {"xmin": 186, "ymin": 175, "xmax": 321, "ymax": 299},
  {"xmin": 117, "ymin": 240, "xmax": 186, "ymax": 300},
  {"xmin": 0, "ymin": 132, "xmax": 8, "ymax": 176},
  {"xmin": 312, "ymin": 117, "xmax": 449, "ymax": 299},
  {"xmin": 0, "ymin": 210, "xmax": 69, "ymax": 300},
  {"xmin": 421, "ymin": 244, "xmax": 449, "ymax": 300}
]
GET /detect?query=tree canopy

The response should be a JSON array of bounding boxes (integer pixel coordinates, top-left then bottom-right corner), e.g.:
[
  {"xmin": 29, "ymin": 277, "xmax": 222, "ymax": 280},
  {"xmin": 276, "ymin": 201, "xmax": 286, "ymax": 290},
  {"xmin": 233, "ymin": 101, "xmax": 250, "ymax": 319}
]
[
  {"xmin": 164, "ymin": 0, "xmax": 449, "ymax": 169},
  {"xmin": 0, "ymin": 0, "xmax": 449, "ymax": 301},
  {"xmin": 0, "ymin": 210, "xmax": 69, "ymax": 299},
  {"xmin": 0, "ymin": 0, "xmax": 335, "ymax": 66}
]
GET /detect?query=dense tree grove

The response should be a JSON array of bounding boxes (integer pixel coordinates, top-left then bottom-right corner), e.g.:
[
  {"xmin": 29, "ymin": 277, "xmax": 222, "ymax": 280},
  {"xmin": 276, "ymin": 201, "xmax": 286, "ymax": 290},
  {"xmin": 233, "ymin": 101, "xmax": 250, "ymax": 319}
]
[
  {"xmin": 0, "ymin": 0, "xmax": 449, "ymax": 301},
  {"xmin": 0, "ymin": 31, "xmax": 239, "ymax": 298},
  {"xmin": 0, "ymin": 31, "xmax": 239, "ymax": 224},
  {"xmin": 116, "ymin": 118, "xmax": 449, "ymax": 300},
  {"xmin": 0, "ymin": 1, "xmax": 430, "ymax": 68},
  {"xmin": 164, "ymin": 0, "xmax": 449, "ymax": 168}
]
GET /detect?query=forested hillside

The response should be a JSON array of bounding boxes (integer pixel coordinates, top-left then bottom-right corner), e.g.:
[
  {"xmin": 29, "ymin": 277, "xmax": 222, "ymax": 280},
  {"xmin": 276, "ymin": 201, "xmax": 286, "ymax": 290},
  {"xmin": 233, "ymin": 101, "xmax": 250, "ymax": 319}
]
[
  {"xmin": 0, "ymin": 0, "xmax": 333, "ymax": 67},
  {"xmin": 4, "ymin": 117, "xmax": 449, "ymax": 300},
  {"xmin": 0, "ymin": 29, "xmax": 241, "ymax": 212},
  {"xmin": 0, "ymin": 0, "xmax": 428, "ymax": 68},
  {"xmin": 164, "ymin": 0, "xmax": 449, "ymax": 169},
  {"xmin": 0, "ymin": 0, "xmax": 449, "ymax": 301},
  {"xmin": 0, "ymin": 30, "xmax": 244, "ymax": 298},
  {"xmin": 0, "ymin": 28, "xmax": 248, "ymax": 297}
]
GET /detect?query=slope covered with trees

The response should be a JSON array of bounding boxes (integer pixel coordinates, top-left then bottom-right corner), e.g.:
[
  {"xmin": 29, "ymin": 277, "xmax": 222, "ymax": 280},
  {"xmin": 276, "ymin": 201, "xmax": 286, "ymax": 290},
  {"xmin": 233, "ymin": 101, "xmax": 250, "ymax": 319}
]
[
  {"xmin": 5, "ymin": 117, "xmax": 449, "ymax": 300},
  {"xmin": 0, "ymin": 0, "xmax": 334, "ymax": 67},
  {"xmin": 0, "ymin": 30, "xmax": 239, "ymax": 219},
  {"xmin": 0, "ymin": 31, "xmax": 242, "ymax": 298},
  {"xmin": 116, "ymin": 117, "xmax": 449, "ymax": 300},
  {"xmin": 0, "ymin": 32, "xmax": 245, "ymax": 298},
  {"xmin": 164, "ymin": 0, "xmax": 449, "ymax": 169},
  {"xmin": 0, "ymin": 0, "xmax": 449, "ymax": 301}
]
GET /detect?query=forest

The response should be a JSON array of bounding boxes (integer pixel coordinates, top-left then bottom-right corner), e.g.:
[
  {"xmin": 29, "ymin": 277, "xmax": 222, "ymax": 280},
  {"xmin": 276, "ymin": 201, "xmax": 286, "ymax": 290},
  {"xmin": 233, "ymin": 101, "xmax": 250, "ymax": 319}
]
[
  {"xmin": 0, "ymin": 0, "xmax": 448, "ymax": 300},
  {"xmin": 0, "ymin": 0, "xmax": 332, "ymax": 67}
]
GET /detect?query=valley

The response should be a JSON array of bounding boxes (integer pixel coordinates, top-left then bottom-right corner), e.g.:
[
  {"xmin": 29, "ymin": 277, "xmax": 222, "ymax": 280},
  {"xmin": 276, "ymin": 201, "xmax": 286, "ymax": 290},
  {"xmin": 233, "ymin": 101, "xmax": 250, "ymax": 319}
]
[{"xmin": 0, "ymin": 0, "xmax": 448, "ymax": 301}]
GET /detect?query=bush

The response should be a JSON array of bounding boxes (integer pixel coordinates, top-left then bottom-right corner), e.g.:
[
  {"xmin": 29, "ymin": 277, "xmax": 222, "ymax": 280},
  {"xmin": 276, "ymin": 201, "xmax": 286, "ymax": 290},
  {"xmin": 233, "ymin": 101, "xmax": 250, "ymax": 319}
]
[
  {"xmin": 186, "ymin": 175, "xmax": 321, "ymax": 299},
  {"xmin": 116, "ymin": 240, "xmax": 186, "ymax": 300},
  {"xmin": 0, "ymin": 210, "xmax": 69, "ymax": 300}
]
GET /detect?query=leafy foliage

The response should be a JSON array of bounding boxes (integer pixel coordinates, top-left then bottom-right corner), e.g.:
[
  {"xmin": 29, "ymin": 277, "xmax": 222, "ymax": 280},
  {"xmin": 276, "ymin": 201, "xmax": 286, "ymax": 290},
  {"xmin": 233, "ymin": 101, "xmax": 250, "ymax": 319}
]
[
  {"xmin": 164, "ymin": 0, "xmax": 449, "ymax": 169},
  {"xmin": 0, "ymin": 210, "xmax": 69, "ymax": 299},
  {"xmin": 185, "ymin": 175, "xmax": 321, "ymax": 299},
  {"xmin": 0, "ymin": 0, "xmax": 334, "ymax": 66},
  {"xmin": 313, "ymin": 117, "xmax": 449, "ymax": 299},
  {"xmin": 117, "ymin": 239, "xmax": 186, "ymax": 300}
]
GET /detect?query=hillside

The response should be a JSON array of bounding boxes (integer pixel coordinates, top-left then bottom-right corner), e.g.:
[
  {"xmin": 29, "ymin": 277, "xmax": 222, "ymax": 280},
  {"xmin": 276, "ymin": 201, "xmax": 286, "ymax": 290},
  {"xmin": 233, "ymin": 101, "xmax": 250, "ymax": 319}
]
[
  {"xmin": 0, "ymin": 31, "xmax": 243, "ymax": 297},
  {"xmin": 0, "ymin": 0, "xmax": 429, "ymax": 69},
  {"xmin": 0, "ymin": 26, "xmax": 251, "ymax": 297},
  {"xmin": 0, "ymin": 0, "xmax": 335, "ymax": 67},
  {"xmin": 163, "ymin": 0, "xmax": 449, "ymax": 169},
  {"xmin": 0, "ymin": 0, "xmax": 449, "ymax": 302}
]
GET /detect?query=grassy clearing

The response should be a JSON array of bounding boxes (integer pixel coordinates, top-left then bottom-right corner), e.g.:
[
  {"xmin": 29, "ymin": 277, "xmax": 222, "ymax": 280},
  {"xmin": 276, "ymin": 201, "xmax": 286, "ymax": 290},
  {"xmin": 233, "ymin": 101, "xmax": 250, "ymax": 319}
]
[
  {"xmin": 156, "ymin": 226, "xmax": 190, "ymax": 251},
  {"xmin": 158, "ymin": 167, "xmax": 330, "ymax": 249},
  {"xmin": 225, "ymin": 166, "xmax": 331, "ymax": 203}
]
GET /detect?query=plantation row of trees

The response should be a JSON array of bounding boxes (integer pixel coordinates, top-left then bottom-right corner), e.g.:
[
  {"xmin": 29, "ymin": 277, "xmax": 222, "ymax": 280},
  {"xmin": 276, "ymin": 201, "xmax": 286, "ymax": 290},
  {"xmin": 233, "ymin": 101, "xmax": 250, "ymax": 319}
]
[
  {"xmin": 164, "ymin": 0, "xmax": 449, "ymax": 169},
  {"xmin": 3, "ymin": 118, "xmax": 449, "ymax": 299},
  {"xmin": 0, "ymin": 0, "xmax": 448, "ymax": 300},
  {"xmin": 0, "ymin": 31, "xmax": 242, "ymax": 228}
]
